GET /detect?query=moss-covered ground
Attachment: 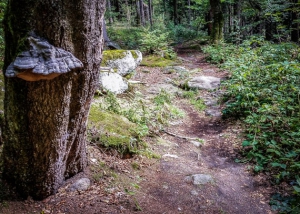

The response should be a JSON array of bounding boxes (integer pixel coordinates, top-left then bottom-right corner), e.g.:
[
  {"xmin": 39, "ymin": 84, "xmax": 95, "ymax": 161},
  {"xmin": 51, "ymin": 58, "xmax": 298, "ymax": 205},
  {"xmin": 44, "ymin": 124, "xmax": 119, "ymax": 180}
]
[{"xmin": 140, "ymin": 55, "xmax": 176, "ymax": 67}]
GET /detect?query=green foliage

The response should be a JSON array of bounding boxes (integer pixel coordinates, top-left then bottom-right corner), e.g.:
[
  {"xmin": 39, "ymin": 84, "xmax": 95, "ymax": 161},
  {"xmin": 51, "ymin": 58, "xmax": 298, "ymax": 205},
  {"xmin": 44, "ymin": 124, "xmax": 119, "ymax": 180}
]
[
  {"xmin": 270, "ymin": 193, "xmax": 300, "ymax": 213},
  {"xmin": 205, "ymin": 40, "xmax": 300, "ymax": 201},
  {"xmin": 203, "ymin": 42, "xmax": 239, "ymax": 64},
  {"xmin": 182, "ymin": 90, "xmax": 206, "ymax": 112},
  {"xmin": 154, "ymin": 89, "xmax": 171, "ymax": 105},
  {"xmin": 107, "ymin": 26, "xmax": 144, "ymax": 49},
  {"xmin": 167, "ymin": 23, "xmax": 201, "ymax": 43},
  {"xmin": 139, "ymin": 28, "xmax": 176, "ymax": 59},
  {"xmin": 89, "ymin": 89, "xmax": 184, "ymax": 157}
]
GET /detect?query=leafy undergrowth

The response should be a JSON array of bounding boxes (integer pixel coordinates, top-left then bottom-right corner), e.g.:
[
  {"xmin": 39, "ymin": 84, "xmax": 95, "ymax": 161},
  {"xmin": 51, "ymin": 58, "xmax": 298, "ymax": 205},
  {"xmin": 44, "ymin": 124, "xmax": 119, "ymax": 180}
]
[
  {"xmin": 88, "ymin": 89, "xmax": 184, "ymax": 158},
  {"xmin": 181, "ymin": 90, "xmax": 206, "ymax": 111},
  {"xmin": 204, "ymin": 38, "xmax": 300, "ymax": 212}
]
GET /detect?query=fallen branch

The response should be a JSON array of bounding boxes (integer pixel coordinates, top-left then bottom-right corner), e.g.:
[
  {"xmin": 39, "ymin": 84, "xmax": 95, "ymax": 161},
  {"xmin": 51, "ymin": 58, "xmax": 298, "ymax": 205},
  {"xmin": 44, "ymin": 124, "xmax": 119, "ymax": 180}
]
[
  {"xmin": 163, "ymin": 130, "xmax": 200, "ymax": 141},
  {"xmin": 128, "ymin": 80, "xmax": 147, "ymax": 84}
]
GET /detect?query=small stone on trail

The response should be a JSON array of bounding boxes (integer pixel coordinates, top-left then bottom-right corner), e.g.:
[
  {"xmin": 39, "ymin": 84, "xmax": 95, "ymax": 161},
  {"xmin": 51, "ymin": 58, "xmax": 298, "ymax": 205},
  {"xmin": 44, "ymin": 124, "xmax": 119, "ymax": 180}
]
[
  {"xmin": 187, "ymin": 76, "xmax": 220, "ymax": 90},
  {"xmin": 90, "ymin": 158, "xmax": 97, "ymax": 163},
  {"xmin": 162, "ymin": 154, "xmax": 179, "ymax": 158},
  {"xmin": 69, "ymin": 178, "xmax": 91, "ymax": 192},
  {"xmin": 190, "ymin": 140, "xmax": 202, "ymax": 147},
  {"xmin": 192, "ymin": 174, "xmax": 213, "ymax": 185},
  {"xmin": 163, "ymin": 66, "xmax": 189, "ymax": 74},
  {"xmin": 191, "ymin": 190, "xmax": 199, "ymax": 196},
  {"xmin": 203, "ymin": 69, "xmax": 214, "ymax": 73},
  {"xmin": 205, "ymin": 108, "xmax": 222, "ymax": 117},
  {"xmin": 164, "ymin": 77, "xmax": 173, "ymax": 83},
  {"xmin": 185, "ymin": 174, "xmax": 213, "ymax": 185},
  {"xmin": 204, "ymin": 99, "xmax": 218, "ymax": 107}
]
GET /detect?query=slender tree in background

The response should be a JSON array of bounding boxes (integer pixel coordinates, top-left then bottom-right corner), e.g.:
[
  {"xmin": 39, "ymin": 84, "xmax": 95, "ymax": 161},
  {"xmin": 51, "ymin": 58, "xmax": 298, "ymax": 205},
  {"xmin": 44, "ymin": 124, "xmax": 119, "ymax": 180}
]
[
  {"xmin": 210, "ymin": 0, "xmax": 224, "ymax": 43},
  {"xmin": 148, "ymin": 0, "xmax": 153, "ymax": 27},
  {"xmin": 139, "ymin": 0, "xmax": 146, "ymax": 26},
  {"xmin": 290, "ymin": 0, "xmax": 299, "ymax": 43},
  {"xmin": 107, "ymin": 0, "xmax": 114, "ymax": 24},
  {"xmin": 2, "ymin": 0, "xmax": 105, "ymax": 199},
  {"xmin": 174, "ymin": 0, "xmax": 179, "ymax": 25}
]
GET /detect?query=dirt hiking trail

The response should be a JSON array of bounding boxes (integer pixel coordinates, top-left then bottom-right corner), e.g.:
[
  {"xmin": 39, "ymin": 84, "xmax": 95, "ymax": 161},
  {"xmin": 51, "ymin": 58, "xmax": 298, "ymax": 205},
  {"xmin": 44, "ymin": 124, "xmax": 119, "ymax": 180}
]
[{"xmin": 0, "ymin": 47, "xmax": 274, "ymax": 214}]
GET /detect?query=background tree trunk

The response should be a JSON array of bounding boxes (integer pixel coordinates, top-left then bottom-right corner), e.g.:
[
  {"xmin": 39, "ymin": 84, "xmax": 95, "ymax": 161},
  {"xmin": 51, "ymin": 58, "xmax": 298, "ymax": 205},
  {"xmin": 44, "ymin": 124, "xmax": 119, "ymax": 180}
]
[
  {"xmin": 136, "ymin": 0, "xmax": 141, "ymax": 26},
  {"xmin": 2, "ymin": 0, "xmax": 105, "ymax": 200},
  {"xmin": 139, "ymin": 0, "xmax": 145, "ymax": 26},
  {"xmin": 210, "ymin": 0, "xmax": 224, "ymax": 43},
  {"xmin": 148, "ymin": 0, "xmax": 153, "ymax": 27},
  {"xmin": 291, "ymin": 0, "xmax": 299, "ymax": 43},
  {"xmin": 107, "ymin": 0, "xmax": 114, "ymax": 24},
  {"xmin": 174, "ymin": 0, "xmax": 179, "ymax": 25}
]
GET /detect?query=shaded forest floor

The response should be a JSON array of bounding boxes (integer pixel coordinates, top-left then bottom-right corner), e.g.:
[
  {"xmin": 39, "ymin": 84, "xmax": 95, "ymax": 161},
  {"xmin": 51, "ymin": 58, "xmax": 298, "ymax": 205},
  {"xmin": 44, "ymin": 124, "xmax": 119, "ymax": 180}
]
[{"xmin": 0, "ymin": 46, "xmax": 275, "ymax": 214}]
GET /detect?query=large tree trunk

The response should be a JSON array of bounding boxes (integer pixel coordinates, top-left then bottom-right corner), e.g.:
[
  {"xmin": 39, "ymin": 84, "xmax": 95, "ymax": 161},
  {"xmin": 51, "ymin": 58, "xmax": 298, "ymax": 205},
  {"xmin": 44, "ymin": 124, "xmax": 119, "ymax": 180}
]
[
  {"xmin": 2, "ymin": 0, "xmax": 105, "ymax": 200},
  {"xmin": 210, "ymin": 0, "xmax": 224, "ymax": 44}
]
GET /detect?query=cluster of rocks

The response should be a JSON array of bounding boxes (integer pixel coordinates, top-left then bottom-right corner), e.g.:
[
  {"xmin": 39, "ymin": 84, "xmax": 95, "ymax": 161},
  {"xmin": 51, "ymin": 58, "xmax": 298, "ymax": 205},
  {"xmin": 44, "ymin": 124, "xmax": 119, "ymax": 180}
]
[{"xmin": 99, "ymin": 50, "xmax": 142, "ymax": 94}]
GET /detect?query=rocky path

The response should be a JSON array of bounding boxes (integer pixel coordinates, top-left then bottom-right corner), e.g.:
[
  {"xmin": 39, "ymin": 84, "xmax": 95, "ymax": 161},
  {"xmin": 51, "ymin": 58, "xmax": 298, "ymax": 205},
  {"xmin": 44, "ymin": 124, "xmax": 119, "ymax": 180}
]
[
  {"xmin": 130, "ymin": 49, "xmax": 273, "ymax": 214},
  {"xmin": 0, "ymin": 49, "xmax": 274, "ymax": 214}
]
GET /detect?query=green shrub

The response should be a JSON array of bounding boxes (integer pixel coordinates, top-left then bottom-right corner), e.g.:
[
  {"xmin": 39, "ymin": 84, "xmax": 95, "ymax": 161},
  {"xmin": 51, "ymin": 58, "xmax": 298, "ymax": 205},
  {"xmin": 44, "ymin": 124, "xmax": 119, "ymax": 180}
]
[
  {"xmin": 107, "ymin": 26, "xmax": 143, "ymax": 49},
  {"xmin": 213, "ymin": 41, "xmax": 300, "ymax": 189},
  {"xmin": 139, "ymin": 28, "xmax": 176, "ymax": 59}
]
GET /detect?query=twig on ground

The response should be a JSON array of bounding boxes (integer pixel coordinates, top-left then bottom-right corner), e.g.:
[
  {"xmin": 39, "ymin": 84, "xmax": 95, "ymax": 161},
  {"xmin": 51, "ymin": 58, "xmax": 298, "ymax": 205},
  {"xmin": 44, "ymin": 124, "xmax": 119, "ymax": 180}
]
[
  {"xmin": 128, "ymin": 80, "xmax": 147, "ymax": 84},
  {"xmin": 162, "ymin": 130, "xmax": 200, "ymax": 141}
]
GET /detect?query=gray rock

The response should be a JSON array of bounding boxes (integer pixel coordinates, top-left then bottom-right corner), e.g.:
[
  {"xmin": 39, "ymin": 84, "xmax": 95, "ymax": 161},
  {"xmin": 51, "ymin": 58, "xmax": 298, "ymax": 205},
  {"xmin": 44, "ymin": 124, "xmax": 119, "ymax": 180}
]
[
  {"xmin": 69, "ymin": 178, "xmax": 91, "ymax": 192},
  {"xmin": 202, "ymin": 69, "xmax": 214, "ymax": 73},
  {"xmin": 147, "ymin": 83, "xmax": 178, "ymax": 95},
  {"xmin": 163, "ymin": 66, "xmax": 189, "ymax": 74},
  {"xmin": 205, "ymin": 108, "xmax": 222, "ymax": 117},
  {"xmin": 191, "ymin": 174, "xmax": 213, "ymax": 185},
  {"xmin": 162, "ymin": 154, "xmax": 179, "ymax": 158},
  {"xmin": 191, "ymin": 190, "xmax": 199, "ymax": 196},
  {"xmin": 99, "ymin": 72, "xmax": 128, "ymax": 94},
  {"xmin": 102, "ymin": 50, "xmax": 142, "ymax": 77},
  {"xmin": 204, "ymin": 99, "xmax": 218, "ymax": 107},
  {"xmin": 187, "ymin": 76, "xmax": 220, "ymax": 90},
  {"xmin": 190, "ymin": 140, "xmax": 202, "ymax": 147}
]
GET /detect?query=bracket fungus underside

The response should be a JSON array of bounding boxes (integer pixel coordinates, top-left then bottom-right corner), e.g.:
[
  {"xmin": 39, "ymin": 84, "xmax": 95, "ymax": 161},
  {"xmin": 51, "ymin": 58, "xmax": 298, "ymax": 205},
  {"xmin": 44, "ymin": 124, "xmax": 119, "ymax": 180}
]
[{"xmin": 5, "ymin": 36, "xmax": 83, "ymax": 81}]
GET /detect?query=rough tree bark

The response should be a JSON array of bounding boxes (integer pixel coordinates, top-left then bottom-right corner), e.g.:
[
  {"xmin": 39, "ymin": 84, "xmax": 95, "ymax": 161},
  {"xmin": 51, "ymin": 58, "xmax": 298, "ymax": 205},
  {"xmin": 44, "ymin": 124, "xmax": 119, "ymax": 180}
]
[
  {"xmin": 291, "ymin": 0, "xmax": 299, "ymax": 43},
  {"xmin": 2, "ymin": 0, "xmax": 105, "ymax": 199},
  {"xmin": 174, "ymin": 0, "xmax": 179, "ymax": 25},
  {"xmin": 139, "ymin": 0, "xmax": 145, "ymax": 26},
  {"xmin": 107, "ymin": 0, "xmax": 114, "ymax": 24},
  {"xmin": 136, "ymin": 0, "xmax": 141, "ymax": 26},
  {"xmin": 148, "ymin": 0, "xmax": 153, "ymax": 27},
  {"xmin": 210, "ymin": 0, "xmax": 224, "ymax": 43}
]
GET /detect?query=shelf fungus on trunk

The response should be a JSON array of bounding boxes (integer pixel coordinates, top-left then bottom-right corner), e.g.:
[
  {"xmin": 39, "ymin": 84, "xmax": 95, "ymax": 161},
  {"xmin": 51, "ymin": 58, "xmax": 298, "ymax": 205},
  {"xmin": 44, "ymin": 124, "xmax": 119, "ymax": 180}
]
[{"xmin": 5, "ymin": 36, "xmax": 83, "ymax": 81}]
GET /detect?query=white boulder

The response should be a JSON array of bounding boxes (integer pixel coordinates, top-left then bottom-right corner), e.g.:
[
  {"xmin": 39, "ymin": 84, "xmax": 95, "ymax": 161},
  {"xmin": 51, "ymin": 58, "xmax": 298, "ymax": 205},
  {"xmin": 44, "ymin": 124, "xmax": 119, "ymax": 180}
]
[{"xmin": 99, "ymin": 72, "xmax": 128, "ymax": 94}]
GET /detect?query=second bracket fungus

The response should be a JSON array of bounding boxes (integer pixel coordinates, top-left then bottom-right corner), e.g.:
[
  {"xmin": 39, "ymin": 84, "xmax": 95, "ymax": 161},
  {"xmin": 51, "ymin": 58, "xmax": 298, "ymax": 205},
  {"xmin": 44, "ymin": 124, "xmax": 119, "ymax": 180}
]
[{"xmin": 6, "ymin": 36, "xmax": 83, "ymax": 81}]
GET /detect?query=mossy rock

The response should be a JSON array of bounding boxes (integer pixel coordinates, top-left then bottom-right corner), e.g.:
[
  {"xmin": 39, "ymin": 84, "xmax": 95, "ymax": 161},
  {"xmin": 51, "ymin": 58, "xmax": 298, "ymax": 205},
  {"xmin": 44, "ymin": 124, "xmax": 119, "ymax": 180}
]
[
  {"xmin": 141, "ymin": 55, "xmax": 176, "ymax": 67},
  {"xmin": 101, "ymin": 50, "xmax": 128, "ymax": 66},
  {"xmin": 101, "ymin": 50, "xmax": 142, "ymax": 77},
  {"xmin": 88, "ymin": 105, "xmax": 142, "ymax": 155}
]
